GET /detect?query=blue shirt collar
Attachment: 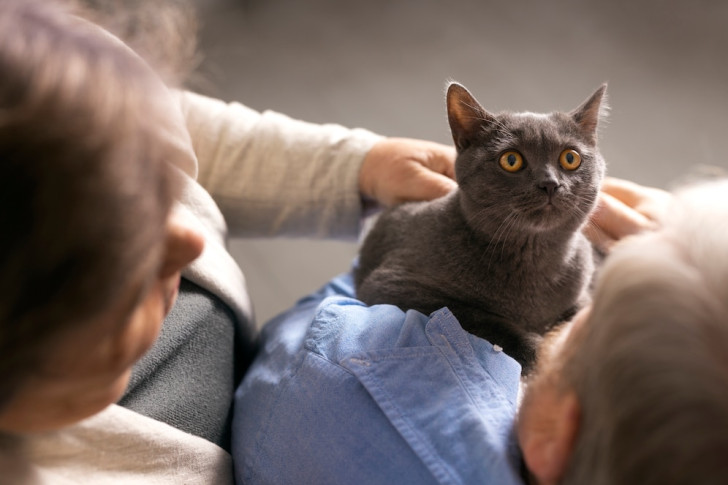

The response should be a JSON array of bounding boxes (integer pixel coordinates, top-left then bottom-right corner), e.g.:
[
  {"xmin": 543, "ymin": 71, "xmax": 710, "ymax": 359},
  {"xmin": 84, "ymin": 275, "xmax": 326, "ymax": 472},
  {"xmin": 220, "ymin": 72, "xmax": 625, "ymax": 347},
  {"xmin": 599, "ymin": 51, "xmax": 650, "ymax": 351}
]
[{"xmin": 341, "ymin": 304, "xmax": 524, "ymax": 485}]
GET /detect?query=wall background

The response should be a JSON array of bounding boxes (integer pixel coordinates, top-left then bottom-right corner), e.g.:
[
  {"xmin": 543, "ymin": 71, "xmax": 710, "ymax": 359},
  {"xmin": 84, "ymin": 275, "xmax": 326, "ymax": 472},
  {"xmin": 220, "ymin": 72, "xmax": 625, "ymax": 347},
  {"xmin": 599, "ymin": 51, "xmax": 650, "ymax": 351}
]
[{"xmin": 191, "ymin": 0, "xmax": 728, "ymax": 325}]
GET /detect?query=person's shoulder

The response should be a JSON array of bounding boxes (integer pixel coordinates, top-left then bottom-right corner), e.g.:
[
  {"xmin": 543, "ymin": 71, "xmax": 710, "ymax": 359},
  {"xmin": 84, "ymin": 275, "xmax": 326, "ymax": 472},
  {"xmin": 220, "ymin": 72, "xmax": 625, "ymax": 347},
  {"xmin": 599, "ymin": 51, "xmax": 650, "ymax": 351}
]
[{"xmin": 304, "ymin": 296, "xmax": 425, "ymax": 364}]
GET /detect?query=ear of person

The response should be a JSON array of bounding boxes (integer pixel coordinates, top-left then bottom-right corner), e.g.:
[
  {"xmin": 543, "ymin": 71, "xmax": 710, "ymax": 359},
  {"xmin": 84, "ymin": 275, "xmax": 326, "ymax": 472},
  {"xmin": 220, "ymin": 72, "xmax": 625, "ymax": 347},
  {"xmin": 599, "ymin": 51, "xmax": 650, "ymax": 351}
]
[{"xmin": 520, "ymin": 390, "xmax": 580, "ymax": 485}]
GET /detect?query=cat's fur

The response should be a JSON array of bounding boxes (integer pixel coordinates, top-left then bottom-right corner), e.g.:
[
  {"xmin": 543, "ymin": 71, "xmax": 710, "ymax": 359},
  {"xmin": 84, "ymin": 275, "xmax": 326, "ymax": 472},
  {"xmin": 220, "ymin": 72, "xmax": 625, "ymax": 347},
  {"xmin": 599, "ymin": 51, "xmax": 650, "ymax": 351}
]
[{"xmin": 355, "ymin": 82, "xmax": 607, "ymax": 372}]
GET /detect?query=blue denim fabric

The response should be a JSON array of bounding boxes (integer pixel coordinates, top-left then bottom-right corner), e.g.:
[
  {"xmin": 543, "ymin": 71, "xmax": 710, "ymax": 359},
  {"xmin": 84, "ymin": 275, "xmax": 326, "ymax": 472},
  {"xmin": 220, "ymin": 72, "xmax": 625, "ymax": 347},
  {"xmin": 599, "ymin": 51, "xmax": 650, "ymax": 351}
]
[{"xmin": 232, "ymin": 272, "xmax": 524, "ymax": 485}]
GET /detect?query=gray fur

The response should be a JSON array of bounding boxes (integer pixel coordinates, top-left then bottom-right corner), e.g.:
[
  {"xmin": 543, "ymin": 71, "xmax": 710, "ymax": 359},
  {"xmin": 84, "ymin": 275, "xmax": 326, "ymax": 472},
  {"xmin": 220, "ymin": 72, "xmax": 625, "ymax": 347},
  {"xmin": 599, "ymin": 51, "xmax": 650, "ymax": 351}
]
[{"xmin": 355, "ymin": 82, "xmax": 607, "ymax": 372}]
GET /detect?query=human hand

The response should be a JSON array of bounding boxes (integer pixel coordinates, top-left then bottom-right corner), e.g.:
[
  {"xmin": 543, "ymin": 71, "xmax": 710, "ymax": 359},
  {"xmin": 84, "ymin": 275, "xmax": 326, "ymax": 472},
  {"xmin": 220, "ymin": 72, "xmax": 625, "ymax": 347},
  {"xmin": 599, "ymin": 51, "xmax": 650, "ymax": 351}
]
[
  {"xmin": 359, "ymin": 137, "xmax": 457, "ymax": 207},
  {"xmin": 585, "ymin": 177, "xmax": 672, "ymax": 253}
]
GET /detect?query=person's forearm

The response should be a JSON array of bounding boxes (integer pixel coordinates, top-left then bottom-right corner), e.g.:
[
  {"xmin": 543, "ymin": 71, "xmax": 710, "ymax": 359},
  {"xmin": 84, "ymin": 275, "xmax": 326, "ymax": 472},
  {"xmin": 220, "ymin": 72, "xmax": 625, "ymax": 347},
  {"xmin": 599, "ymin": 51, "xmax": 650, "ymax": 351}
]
[{"xmin": 178, "ymin": 90, "xmax": 382, "ymax": 239}]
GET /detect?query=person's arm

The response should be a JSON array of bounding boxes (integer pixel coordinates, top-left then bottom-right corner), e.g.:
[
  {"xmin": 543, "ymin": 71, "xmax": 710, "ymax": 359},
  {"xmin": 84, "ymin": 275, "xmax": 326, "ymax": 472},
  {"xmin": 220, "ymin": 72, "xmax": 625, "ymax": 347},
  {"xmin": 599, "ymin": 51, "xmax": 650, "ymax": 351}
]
[
  {"xmin": 586, "ymin": 177, "xmax": 672, "ymax": 252},
  {"xmin": 177, "ymin": 91, "xmax": 455, "ymax": 240}
]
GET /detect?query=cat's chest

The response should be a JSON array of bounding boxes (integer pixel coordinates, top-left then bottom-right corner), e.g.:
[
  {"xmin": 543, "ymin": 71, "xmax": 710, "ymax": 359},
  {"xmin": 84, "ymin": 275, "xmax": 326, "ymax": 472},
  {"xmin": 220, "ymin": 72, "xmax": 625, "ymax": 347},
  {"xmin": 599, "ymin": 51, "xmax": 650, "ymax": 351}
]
[{"xmin": 421, "ymin": 231, "xmax": 589, "ymax": 311}]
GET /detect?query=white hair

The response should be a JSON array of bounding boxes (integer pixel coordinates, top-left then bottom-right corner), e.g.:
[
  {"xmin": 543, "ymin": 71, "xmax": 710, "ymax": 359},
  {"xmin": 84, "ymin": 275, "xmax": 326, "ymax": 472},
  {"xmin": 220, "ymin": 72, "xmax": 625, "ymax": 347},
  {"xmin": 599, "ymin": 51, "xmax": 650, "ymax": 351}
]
[{"xmin": 561, "ymin": 179, "xmax": 728, "ymax": 485}]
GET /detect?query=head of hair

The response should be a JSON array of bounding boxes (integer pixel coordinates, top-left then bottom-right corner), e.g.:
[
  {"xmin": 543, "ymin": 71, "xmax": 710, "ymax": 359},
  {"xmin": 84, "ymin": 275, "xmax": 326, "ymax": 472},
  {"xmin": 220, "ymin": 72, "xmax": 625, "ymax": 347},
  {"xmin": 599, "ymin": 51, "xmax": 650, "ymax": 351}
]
[
  {"xmin": 560, "ymin": 179, "xmax": 728, "ymax": 485},
  {"xmin": 0, "ymin": 1, "xmax": 183, "ymax": 410},
  {"xmin": 62, "ymin": 0, "xmax": 200, "ymax": 87}
]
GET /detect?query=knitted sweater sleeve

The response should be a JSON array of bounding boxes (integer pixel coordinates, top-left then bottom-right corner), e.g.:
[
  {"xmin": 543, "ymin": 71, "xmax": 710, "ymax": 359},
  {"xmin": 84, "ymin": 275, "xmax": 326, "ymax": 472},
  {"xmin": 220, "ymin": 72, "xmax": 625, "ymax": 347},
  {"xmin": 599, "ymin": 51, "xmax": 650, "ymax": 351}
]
[{"xmin": 177, "ymin": 91, "xmax": 383, "ymax": 240}]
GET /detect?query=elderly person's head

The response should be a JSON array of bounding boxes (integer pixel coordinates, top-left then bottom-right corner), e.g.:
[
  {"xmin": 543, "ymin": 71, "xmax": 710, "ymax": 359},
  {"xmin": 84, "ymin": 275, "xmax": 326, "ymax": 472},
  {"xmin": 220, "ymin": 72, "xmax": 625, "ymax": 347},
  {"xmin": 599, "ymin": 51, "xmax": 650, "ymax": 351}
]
[
  {"xmin": 518, "ymin": 179, "xmax": 728, "ymax": 485},
  {"xmin": 0, "ymin": 1, "xmax": 203, "ymax": 433}
]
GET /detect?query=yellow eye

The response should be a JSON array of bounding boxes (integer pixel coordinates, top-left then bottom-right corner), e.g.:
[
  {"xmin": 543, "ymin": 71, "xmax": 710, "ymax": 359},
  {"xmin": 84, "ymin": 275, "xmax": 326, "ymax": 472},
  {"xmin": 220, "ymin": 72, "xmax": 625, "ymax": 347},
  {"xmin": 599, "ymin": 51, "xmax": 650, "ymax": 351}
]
[
  {"xmin": 499, "ymin": 151, "xmax": 524, "ymax": 172},
  {"xmin": 559, "ymin": 149, "xmax": 581, "ymax": 171}
]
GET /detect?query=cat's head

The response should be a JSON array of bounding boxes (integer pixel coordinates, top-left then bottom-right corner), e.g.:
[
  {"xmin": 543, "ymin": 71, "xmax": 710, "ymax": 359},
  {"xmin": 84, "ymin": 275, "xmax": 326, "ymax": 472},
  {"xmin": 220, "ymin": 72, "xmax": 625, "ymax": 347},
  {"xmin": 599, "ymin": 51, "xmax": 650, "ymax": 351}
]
[{"xmin": 446, "ymin": 82, "xmax": 607, "ymax": 235}]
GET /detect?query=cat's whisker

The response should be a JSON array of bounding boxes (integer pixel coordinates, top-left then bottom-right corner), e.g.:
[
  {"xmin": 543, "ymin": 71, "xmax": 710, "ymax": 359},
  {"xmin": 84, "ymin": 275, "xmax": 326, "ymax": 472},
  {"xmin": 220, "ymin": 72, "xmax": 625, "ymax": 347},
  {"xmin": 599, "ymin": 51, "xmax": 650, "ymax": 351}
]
[
  {"xmin": 481, "ymin": 211, "xmax": 514, "ymax": 271},
  {"xmin": 581, "ymin": 218, "xmax": 607, "ymax": 247},
  {"xmin": 488, "ymin": 211, "xmax": 521, "ymax": 273},
  {"xmin": 497, "ymin": 212, "xmax": 523, "ymax": 267}
]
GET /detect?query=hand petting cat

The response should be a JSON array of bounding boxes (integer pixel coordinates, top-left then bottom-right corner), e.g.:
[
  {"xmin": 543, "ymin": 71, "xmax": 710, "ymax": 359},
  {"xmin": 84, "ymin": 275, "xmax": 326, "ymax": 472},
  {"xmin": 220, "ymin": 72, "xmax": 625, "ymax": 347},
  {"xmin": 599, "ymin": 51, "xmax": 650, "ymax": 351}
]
[
  {"xmin": 359, "ymin": 137, "xmax": 457, "ymax": 207},
  {"xmin": 586, "ymin": 177, "xmax": 672, "ymax": 252}
]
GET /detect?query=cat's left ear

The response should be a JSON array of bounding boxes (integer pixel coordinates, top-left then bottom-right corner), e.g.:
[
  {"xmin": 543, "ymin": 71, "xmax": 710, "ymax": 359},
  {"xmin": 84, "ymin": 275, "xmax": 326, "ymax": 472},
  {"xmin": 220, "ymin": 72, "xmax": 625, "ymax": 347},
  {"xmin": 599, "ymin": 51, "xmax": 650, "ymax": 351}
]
[{"xmin": 570, "ymin": 84, "xmax": 609, "ymax": 143}]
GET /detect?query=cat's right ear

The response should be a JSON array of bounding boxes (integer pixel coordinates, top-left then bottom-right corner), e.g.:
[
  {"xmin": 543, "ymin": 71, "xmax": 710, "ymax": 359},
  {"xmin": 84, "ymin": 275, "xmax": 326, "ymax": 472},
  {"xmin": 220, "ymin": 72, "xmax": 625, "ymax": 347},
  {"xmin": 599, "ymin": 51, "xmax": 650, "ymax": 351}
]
[{"xmin": 446, "ymin": 82, "xmax": 493, "ymax": 152}]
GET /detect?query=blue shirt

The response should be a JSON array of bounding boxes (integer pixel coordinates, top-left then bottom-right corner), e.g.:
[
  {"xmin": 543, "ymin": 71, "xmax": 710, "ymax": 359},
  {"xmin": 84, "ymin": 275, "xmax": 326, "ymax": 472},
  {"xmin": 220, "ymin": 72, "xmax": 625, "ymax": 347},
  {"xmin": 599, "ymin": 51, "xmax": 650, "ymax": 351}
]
[{"xmin": 232, "ymin": 272, "xmax": 525, "ymax": 485}]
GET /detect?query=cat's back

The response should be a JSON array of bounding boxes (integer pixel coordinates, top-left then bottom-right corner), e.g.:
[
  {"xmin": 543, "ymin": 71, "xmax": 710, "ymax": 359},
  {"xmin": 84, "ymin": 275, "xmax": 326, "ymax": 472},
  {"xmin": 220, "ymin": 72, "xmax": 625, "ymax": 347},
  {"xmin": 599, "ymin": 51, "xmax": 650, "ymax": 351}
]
[{"xmin": 355, "ymin": 193, "xmax": 459, "ymax": 294}]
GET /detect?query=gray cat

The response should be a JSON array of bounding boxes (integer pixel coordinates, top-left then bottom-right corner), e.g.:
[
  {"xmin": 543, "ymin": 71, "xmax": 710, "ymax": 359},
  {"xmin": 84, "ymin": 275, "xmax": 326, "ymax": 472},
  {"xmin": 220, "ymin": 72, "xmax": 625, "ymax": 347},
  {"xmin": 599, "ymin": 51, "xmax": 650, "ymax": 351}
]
[{"xmin": 355, "ymin": 82, "xmax": 607, "ymax": 372}]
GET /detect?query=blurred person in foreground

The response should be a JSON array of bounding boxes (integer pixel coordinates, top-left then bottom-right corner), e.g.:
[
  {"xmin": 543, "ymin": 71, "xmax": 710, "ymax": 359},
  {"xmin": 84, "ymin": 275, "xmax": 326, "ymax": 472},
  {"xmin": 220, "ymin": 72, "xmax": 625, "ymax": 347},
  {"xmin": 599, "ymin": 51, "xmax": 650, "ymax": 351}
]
[{"xmin": 0, "ymin": 0, "xmax": 457, "ymax": 482}]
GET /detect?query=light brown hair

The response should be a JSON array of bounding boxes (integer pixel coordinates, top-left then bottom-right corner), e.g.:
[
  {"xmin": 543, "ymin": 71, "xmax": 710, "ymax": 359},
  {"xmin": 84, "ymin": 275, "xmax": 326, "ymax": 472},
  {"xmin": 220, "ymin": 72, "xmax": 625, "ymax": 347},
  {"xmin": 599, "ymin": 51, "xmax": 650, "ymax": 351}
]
[
  {"xmin": 561, "ymin": 180, "xmax": 728, "ymax": 484},
  {"xmin": 0, "ymin": 1, "xmax": 182, "ymax": 409},
  {"xmin": 63, "ymin": 0, "xmax": 200, "ymax": 86}
]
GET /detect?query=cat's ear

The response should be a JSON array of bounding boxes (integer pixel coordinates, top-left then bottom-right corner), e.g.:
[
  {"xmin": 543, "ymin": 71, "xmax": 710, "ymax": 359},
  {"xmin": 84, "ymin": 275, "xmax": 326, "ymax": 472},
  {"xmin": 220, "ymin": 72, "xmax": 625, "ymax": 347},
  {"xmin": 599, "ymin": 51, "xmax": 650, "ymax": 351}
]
[
  {"xmin": 447, "ymin": 82, "xmax": 494, "ymax": 152},
  {"xmin": 570, "ymin": 84, "xmax": 609, "ymax": 143}
]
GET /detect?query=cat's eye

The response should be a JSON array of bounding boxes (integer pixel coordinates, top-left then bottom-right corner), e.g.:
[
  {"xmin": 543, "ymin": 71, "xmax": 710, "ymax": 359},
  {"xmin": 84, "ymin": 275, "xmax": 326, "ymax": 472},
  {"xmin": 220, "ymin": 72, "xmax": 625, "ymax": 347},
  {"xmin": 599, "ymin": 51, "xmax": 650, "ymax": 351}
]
[
  {"xmin": 499, "ymin": 151, "xmax": 524, "ymax": 173},
  {"xmin": 559, "ymin": 149, "xmax": 581, "ymax": 171}
]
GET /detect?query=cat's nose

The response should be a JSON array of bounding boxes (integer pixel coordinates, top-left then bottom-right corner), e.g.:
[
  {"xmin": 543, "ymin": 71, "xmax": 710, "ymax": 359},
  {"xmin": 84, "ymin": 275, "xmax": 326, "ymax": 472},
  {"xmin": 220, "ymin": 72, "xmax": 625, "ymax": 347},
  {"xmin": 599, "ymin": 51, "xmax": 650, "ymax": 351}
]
[{"xmin": 539, "ymin": 180, "xmax": 560, "ymax": 197}]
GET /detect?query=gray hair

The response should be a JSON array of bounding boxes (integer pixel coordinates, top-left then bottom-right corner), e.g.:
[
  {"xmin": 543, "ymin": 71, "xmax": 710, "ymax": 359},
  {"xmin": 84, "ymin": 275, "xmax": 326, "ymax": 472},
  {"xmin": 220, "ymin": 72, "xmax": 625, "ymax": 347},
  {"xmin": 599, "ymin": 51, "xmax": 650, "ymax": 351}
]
[{"xmin": 561, "ymin": 179, "xmax": 728, "ymax": 485}]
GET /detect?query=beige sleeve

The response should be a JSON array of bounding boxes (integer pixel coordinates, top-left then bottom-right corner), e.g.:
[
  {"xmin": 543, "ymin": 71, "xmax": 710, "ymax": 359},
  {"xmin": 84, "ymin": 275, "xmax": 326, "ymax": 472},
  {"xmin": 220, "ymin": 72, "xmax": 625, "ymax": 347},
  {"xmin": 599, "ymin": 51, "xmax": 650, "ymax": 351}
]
[
  {"xmin": 6, "ymin": 405, "xmax": 233, "ymax": 485},
  {"xmin": 177, "ymin": 91, "xmax": 383, "ymax": 239}
]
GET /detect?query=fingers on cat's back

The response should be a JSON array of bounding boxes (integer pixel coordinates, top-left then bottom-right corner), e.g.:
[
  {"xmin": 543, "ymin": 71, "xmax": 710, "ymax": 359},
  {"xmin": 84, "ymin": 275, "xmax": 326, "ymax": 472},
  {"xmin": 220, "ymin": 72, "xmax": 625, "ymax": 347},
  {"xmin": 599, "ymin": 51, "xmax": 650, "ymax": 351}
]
[
  {"xmin": 600, "ymin": 177, "xmax": 672, "ymax": 224},
  {"xmin": 592, "ymin": 192, "xmax": 654, "ymax": 241},
  {"xmin": 600, "ymin": 177, "xmax": 649, "ymax": 207}
]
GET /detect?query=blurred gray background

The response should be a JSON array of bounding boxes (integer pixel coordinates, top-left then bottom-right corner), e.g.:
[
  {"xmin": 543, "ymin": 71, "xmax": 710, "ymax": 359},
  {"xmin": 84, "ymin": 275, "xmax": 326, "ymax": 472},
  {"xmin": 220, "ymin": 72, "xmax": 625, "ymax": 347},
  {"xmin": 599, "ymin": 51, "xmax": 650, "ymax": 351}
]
[{"xmin": 189, "ymin": 0, "xmax": 728, "ymax": 325}]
